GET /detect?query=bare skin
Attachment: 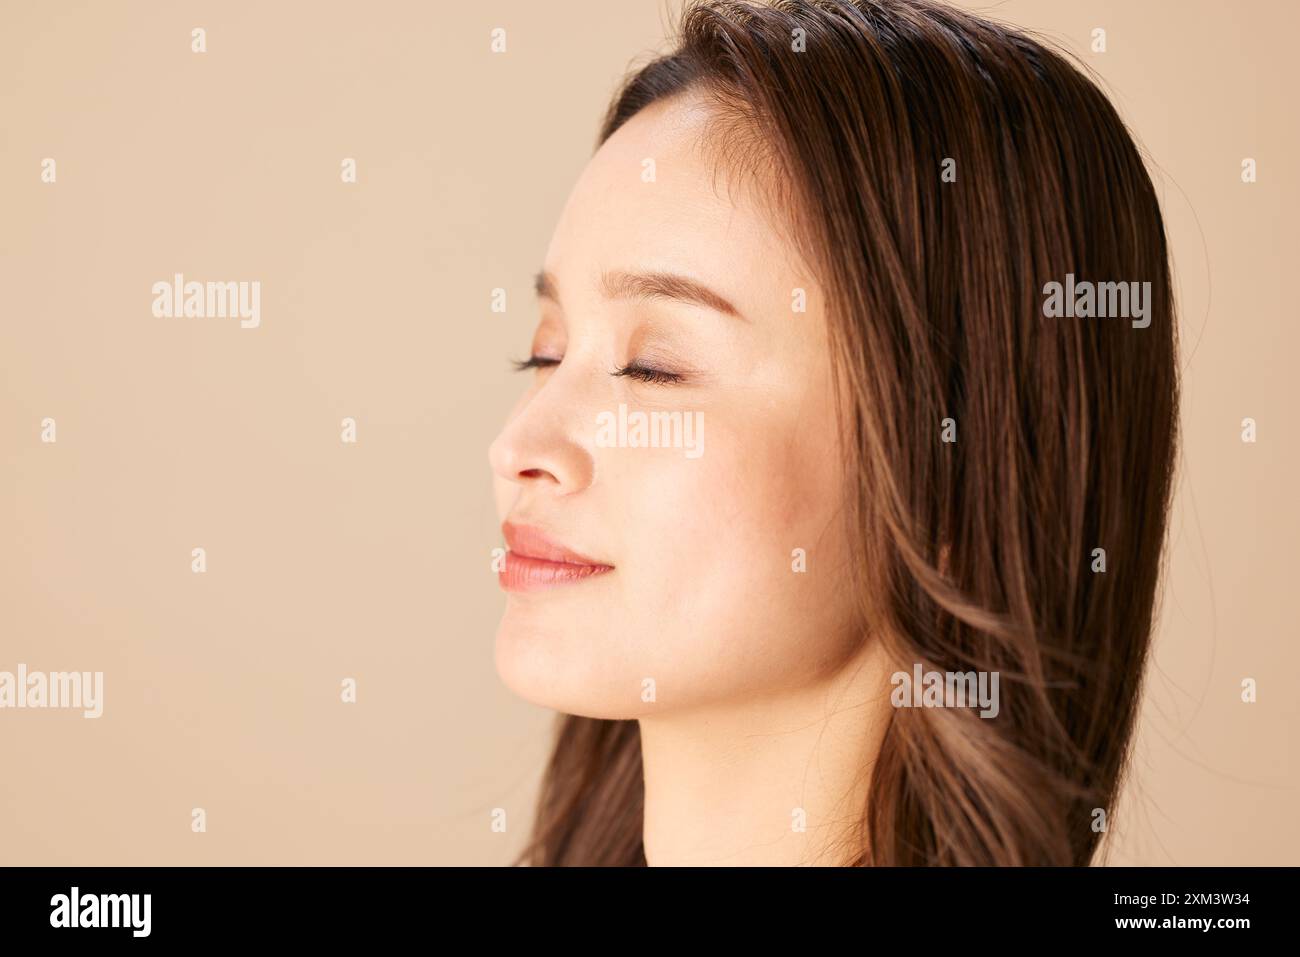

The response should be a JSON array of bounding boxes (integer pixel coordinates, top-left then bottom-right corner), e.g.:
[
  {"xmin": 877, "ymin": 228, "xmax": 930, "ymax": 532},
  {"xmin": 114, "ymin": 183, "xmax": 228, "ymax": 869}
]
[{"xmin": 490, "ymin": 92, "xmax": 893, "ymax": 865}]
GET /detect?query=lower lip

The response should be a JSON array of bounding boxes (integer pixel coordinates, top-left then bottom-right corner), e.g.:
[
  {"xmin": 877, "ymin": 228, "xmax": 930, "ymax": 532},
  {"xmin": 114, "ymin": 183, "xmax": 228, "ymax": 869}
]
[{"xmin": 498, "ymin": 552, "xmax": 613, "ymax": 592}]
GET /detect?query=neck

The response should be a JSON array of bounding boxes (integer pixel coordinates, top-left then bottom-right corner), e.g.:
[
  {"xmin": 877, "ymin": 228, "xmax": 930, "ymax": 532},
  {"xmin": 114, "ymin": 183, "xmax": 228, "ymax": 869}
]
[{"xmin": 638, "ymin": 639, "xmax": 892, "ymax": 866}]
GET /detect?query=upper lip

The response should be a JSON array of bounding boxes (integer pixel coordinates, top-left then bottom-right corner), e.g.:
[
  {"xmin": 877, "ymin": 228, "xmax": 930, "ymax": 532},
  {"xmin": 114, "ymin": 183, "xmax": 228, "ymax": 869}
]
[{"xmin": 502, "ymin": 521, "xmax": 612, "ymax": 567}]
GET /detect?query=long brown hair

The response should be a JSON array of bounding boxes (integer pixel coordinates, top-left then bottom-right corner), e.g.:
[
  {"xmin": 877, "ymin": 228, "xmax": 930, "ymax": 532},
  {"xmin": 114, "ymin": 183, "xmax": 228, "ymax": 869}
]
[{"xmin": 514, "ymin": 0, "xmax": 1179, "ymax": 866}]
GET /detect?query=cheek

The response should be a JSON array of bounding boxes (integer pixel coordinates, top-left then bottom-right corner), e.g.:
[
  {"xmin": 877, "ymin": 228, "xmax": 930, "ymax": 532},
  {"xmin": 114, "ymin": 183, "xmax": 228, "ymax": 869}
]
[{"xmin": 611, "ymin": 403, "xmax": 854, "ymax": 692}]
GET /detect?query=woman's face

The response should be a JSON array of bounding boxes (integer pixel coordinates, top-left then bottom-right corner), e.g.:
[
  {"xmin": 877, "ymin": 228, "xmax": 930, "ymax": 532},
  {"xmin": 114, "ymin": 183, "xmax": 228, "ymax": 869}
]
[{"xmin": 489, "ymin": 93, "xmax": 860, "ymax": 719}]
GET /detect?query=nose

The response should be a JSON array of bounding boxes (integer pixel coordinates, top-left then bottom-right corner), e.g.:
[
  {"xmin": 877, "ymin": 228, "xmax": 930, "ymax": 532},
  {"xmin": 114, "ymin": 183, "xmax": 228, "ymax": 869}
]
[{"xmin": 488, "ymin": 382, "xmax": 595, "ymax": 495}]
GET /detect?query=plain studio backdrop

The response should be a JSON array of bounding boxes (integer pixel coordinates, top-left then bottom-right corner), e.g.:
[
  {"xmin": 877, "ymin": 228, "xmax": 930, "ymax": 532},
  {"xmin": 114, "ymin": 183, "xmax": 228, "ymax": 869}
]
[{"xmin": 1, "ymin": 0, "xmax": 1296, "ymax": 865}]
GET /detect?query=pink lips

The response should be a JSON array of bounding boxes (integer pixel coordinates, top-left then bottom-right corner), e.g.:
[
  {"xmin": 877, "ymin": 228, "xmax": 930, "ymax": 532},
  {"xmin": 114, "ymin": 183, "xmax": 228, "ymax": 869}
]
[{"xmin": 498, "ymin": 522, "xmax": 614, "ymax": 592}]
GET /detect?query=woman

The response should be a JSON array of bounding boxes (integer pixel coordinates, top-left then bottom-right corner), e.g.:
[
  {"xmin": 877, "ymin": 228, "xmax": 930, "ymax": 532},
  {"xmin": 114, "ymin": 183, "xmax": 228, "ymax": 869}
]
[{"xmin": 489, "ymin": 0, "xmax": 1178, "ymax": 865}]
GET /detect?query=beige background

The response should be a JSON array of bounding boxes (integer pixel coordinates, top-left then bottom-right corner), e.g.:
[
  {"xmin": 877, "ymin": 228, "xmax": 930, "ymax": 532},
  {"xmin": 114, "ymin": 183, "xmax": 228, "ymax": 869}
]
[{"xmin": 1, "ymin": 0, "xmax": 1295, "ymax": 865}]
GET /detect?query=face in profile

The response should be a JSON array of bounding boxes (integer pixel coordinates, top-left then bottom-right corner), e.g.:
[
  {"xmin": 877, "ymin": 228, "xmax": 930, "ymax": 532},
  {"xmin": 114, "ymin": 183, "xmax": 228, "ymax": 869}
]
[{"xmin": 488, "ymin": 92, "xmax": 865, "ymax": 720}]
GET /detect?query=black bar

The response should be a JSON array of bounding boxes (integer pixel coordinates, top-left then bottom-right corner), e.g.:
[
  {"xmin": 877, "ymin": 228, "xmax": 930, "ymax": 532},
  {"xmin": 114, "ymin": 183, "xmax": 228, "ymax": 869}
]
[{"xmin": 0, "ymin": 865, "xmax": 1283, "ymax": 943}]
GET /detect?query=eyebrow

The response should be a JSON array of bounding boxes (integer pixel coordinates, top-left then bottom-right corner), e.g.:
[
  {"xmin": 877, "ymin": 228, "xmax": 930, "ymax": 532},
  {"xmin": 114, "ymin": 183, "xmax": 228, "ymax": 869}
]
[
  {"xmin": 533, "ymin": 268, "xmax": 746, "ymax": 321},
  {"xmin": 533, "ymin": 270, "xmax": 560, "ymax": 304}
]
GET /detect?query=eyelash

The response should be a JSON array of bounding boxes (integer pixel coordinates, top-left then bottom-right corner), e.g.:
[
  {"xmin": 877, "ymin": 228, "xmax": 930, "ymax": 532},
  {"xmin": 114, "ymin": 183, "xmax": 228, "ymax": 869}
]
[
  {"xmin": 611, "ymin": 363, "xmax": 684, "ymax": 385},
  {"xmin": 511, "ymin": 355, "xmax": 559, "ymax": 372},
  {"xmin": 511, "ymin": 355, "xmax": 684, "ymax": 385}
]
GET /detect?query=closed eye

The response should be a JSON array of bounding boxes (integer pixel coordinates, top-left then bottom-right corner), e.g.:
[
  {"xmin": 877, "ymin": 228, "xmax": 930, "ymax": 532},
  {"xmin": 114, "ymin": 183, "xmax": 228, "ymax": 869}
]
[
  {"xmin": 611, "ymin": 363, "xmax": 684, "ymax": 385},
  {"xmin": 511, "ymin": 355, "xmax": 561, "ymax": 372}
]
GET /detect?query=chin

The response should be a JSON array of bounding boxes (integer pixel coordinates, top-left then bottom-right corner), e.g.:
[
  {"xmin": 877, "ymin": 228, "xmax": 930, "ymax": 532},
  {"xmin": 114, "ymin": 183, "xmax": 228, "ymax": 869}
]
[{"xmin": 493, "ymin": 613, "xmax": 643, "ymax": 720}]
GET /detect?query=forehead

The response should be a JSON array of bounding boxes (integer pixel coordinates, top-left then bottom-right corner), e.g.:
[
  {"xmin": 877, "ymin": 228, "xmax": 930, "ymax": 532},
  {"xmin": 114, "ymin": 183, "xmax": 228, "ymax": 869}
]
[{"xmin": 544, "ymin": 93, "xmax": 803, "ymax": 311}]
